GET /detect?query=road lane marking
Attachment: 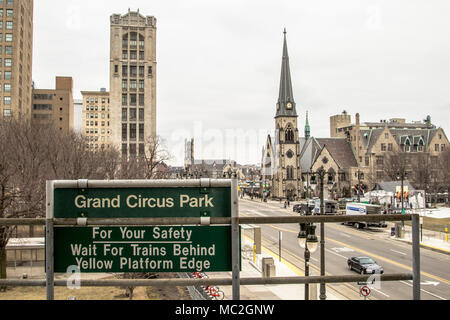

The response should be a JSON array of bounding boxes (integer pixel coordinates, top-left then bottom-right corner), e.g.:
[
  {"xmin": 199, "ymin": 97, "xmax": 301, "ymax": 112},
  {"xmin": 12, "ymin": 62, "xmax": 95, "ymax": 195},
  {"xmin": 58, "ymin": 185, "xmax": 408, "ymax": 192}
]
[
  {"xmin": 390, "ymin": 249, "xmax": 407, "ymax": 256},
  {"xmin": 372, "ymin": 288, "xmax": 390, "ymax": 298},
  {"xmin": 327, "ymin": 238, "xmax": 450, "ymax": 286},
  {"xmin": 241, "ymin": 210, "xmax": 450, "ymax": 288},
  {"xmin": 331, "ymin": 247, "xmax": 355, "ymax": 253},
  {"xmin": 400, "ymin": 281, "xmax": 446, "ymax": 300},
  {"xmin": 326, "ymin": 249, "xmax": 348, "ymax": 260}
]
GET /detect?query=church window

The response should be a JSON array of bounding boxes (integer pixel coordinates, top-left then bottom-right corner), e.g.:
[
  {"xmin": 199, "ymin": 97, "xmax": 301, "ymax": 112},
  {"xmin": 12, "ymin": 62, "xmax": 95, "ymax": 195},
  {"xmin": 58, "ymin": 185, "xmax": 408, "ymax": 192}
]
[
  {"xmin": 286, "ymin": 166, "xmax": 294, "ymax": 180},
  {"xmin": 285, "ymin": 126, "xmax": 294, "ymax": 143}
]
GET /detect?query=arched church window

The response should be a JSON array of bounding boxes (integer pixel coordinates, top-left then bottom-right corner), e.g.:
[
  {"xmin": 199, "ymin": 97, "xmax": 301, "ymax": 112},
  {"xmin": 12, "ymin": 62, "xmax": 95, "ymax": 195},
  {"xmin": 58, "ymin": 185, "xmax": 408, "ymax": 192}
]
[
  {"xmin": 287, "ymin": 166, "xmax": 294, "ymax": 180},
  {"xmin": 285, "ymin": 125, "xmax": 294, "ymax": 143}
]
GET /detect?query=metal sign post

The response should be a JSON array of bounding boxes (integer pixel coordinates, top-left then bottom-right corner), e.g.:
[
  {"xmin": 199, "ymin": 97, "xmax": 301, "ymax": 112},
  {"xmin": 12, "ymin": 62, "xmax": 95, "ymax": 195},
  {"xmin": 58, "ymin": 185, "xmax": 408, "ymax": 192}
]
[
  {"xmin": 360, "ymin": 286, "xmax": 371, "ymax": 300},
  {"xmin": 45, "ymin": 181, "xmax": 54, "ymax": 301},
  {"xmin": 46, "ymin": 179, "xmax": 241, "ymax": 300}
]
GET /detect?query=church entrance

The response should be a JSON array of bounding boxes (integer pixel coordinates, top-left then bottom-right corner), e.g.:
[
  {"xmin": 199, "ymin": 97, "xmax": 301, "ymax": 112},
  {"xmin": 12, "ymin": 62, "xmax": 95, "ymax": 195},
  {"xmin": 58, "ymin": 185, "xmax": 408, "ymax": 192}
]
[{"xmin": 286, "ymin": 184, "xmax": 296, "ymax": 201}]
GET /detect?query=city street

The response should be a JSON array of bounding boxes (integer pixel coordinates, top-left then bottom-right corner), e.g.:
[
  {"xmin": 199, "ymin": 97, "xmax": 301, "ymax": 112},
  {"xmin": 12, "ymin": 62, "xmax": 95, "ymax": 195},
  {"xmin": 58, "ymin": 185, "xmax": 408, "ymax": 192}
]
[{"xmin": 239, "ymin": 198, "xmax": 450, "ymax": 300}]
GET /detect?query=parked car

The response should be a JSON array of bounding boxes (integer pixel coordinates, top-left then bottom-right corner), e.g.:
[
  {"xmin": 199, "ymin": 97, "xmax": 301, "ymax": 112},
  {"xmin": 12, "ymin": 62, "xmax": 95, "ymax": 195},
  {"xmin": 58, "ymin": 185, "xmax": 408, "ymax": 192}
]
[
  {"xmin": 293, "ymin": 202, "xmax": 315, "ymax": 215},
  {"xmin": 347, "ymin": 257, "xmax": 384, "ymax": 275}
]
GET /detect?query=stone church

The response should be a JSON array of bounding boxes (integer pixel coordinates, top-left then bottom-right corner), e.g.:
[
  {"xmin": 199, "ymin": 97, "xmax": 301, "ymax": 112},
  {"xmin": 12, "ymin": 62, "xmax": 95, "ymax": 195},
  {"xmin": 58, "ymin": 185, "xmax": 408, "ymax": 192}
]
[{"xmin": 262, "ymin": 30, "xmax": 303, "ymax": 200}]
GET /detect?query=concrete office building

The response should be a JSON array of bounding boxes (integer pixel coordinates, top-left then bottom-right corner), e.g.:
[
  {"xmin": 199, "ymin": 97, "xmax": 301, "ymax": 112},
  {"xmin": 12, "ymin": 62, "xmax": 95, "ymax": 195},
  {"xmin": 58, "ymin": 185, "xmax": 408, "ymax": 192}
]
[
  {"xmin": 81, "ymin": 89, "xmax": 112, "ymax": 151},
  {"xmin": 109, "ymin": 9, "xmax": 157, "ymax": 157},
  {"xmin": 31, "ymin": 76, "xmax": 74, "ymax": 134},
  {"xmin": 0, "ymin": 0, "xmax": 33, "ymax": 120}
]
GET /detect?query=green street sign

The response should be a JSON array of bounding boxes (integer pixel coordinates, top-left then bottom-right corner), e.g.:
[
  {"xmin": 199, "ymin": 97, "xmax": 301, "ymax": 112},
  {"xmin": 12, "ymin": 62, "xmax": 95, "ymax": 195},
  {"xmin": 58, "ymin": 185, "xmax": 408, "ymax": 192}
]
[
  {"xmin": 53, "ymin": 187, "xmax": 231, "ymax": 218},
  {"xmin": 54, "ymin": 226, "xmax": 241, "ymax": 273}
]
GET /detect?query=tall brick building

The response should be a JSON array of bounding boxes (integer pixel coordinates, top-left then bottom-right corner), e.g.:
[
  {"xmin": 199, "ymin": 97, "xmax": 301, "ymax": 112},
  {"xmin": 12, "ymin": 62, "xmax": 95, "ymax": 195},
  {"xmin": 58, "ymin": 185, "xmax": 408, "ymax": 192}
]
[{"xmin": 0, "ymin": 0, "xmax": 33, "ymax": 120}]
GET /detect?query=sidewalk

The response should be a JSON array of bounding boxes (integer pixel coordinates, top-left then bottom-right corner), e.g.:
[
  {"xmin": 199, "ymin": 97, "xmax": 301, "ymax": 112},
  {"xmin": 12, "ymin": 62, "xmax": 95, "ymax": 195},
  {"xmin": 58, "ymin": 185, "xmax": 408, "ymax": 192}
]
[{"xmin": 386, "ymin": 223, "xmax": 450, "ymax": 256}]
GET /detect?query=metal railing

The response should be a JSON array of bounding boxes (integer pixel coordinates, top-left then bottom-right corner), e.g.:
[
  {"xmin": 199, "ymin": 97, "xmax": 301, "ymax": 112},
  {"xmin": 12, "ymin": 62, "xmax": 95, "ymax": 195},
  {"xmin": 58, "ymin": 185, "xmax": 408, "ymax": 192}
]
[{"xmin": 0, "ymin": 213, "xmax": 421, "ymax": 301}]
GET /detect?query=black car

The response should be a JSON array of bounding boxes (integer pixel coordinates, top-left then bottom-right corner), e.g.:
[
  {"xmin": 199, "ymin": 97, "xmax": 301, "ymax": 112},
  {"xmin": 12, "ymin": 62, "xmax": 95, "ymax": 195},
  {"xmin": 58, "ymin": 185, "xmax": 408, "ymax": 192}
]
[
  {"xmin": 347, "ymin": 257, "xmax": 384, "ymax": 275},
  {"xmin": 293, "ymin": 203, "xmax": 315, "ymax": 215}
]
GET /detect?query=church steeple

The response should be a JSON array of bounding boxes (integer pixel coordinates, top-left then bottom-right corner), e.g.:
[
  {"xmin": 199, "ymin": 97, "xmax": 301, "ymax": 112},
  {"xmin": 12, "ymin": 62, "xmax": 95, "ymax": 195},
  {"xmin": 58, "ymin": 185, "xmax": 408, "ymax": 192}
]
[
  {"xmin": 276, "ymin": 29, "xmax": 297, "ymax": 118},
  {"xmin": 305, "ymin": 111, "xmax": 311, "ymax": 139}
]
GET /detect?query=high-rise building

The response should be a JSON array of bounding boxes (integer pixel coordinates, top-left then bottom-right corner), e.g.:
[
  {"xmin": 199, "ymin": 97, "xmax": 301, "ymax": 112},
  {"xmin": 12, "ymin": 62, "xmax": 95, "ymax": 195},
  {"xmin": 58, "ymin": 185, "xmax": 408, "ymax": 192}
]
[
  {"xmin": 81, "ymin": 89, "xmax": 112, "ymax": 151},
  {"xmin": 109, "ymin": 9, "xmax": 157, "ymax": 157},
  {"xmin": 31, "ymin": 76, "xmax": 74, "ymax": 133},
  {"xmin": 0, "ymin": 0, "xmax": 34, "ymax": 120}
]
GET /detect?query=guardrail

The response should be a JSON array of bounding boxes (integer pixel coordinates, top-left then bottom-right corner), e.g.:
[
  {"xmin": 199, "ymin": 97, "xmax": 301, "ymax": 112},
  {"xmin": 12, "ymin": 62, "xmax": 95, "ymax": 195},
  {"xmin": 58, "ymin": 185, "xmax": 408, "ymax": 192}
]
[{"xmin": 0, "ymin": 213, "xmax": 421, "ymax": 301}]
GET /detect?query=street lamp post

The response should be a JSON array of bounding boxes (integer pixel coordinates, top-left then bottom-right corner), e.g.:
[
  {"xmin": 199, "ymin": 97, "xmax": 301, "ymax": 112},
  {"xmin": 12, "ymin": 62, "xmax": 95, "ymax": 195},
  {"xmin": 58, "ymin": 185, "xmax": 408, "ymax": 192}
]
[
  {"xmin": 307, "ymin": 166, "xmax": 330, "ymax": 300},
  {"xmin": 357, "ymin": 170, "xmax": 363, "ymax": 203},
  {"xmin": 298, "ymin": 223, "xmax": 318, "ymax": 300}
]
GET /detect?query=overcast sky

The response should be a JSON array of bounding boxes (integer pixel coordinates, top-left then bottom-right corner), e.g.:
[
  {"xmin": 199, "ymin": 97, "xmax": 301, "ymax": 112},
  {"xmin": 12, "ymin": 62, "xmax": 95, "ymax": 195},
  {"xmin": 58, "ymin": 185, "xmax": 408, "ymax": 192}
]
[{"xmin": 33, "ymin": 0, "xmax": 450, "ymax": 166}]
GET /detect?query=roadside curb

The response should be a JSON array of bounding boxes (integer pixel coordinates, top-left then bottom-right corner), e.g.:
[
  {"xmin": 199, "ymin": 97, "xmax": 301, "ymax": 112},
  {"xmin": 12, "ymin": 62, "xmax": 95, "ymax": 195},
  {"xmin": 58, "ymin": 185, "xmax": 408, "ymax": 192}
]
[{"xmin": 391, "ymin": 237, "xmax": 450, "ymax": 256}]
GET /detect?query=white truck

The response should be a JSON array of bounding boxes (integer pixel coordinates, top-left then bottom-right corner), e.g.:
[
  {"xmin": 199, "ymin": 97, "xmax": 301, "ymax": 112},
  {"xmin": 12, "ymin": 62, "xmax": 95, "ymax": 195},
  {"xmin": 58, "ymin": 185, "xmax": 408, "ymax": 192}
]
[{"xmin": 344, "ymin": 203, "xmax": 388, "ymax": 229}]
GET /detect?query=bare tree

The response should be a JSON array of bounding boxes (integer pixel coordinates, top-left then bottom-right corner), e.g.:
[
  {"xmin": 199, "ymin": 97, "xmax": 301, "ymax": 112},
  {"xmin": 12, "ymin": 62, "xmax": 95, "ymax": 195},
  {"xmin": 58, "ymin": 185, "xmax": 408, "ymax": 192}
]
[
  {"xmin": 118, "ymin": 135, "xmax": 172, "ymax": 180},
  {"xmin": 0, "ymin": 118, "xmax": 121, "ymax": 285},
  {"xmin": 383, "ymin": 152, "xmax": 411, "ymax": 182}
]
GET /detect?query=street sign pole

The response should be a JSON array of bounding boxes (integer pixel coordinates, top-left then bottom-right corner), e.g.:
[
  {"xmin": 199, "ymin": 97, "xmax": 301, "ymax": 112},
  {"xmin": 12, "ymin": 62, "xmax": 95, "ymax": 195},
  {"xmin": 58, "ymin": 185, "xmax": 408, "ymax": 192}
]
[
  {"xmin": 412, "ymin": 214, "xmax": 421, "ymax": 300},
  {"xmin": 231, "ymin": 177, "xmax": 240, "ymax": 300},
  {"xmin": 45, "ymin": 181, "xmax": 54, "ymax": 301}
]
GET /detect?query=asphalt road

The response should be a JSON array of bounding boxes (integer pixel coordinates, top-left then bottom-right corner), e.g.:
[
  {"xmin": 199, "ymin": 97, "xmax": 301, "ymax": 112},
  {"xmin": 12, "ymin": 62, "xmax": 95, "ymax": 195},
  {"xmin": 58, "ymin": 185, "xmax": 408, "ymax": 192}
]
[{"xmin": 239, "ymin": 198, "xmax": 450, "ymax": 300}]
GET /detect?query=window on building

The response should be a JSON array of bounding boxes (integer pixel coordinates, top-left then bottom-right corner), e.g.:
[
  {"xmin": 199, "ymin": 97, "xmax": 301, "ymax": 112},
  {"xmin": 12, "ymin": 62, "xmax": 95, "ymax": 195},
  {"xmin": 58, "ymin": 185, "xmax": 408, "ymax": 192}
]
[
  {"xmin": 122, "ymin": 124, "xmax": 127, "ymax": 141},
  {"xmin": 5, "ymin": 71, "xmax": 11, "ymax": 79},
  {"xmin": 139, "ymin": 124, "xmax": 144, "ymax": 141},
  {"xmin": 138, "ymin": 94, "xmax": 144, "ymax": 106},
  {"xmin": 376, "ymin": 156, "xmax": 384, "ymax": 166},
  {"xmin": 129, "ymin": 108, "xmax": 137, "ymax": 121},
  {"xmin": 285, "ymin": 126, "xmax": 294, "ymax": 143},
  {"xmin": 114, "ymin": 65, "xmax": 119, "ymax": 74},
  {"xmin": 130, "ymin": 50, "xmax": 137, "ymax": 60},
  {"xmin": 4, "ymin": 83, "xmax": 10, "ymax": 92},
  {"xmin": 122, "ymin": 108, "xmax": 127, "ymax": 121},
  {"xmin": 381, "ymin": 144, "xmax": 387, "ymax": 152},
  {"xmin": 130, "ymin": 66, "xmax": 137, "ymax": 77},
  {"xmin": 139, "ymin": 80, "xmax": 144, "ymax": 90},
  {"xmin": 376, "ymin": 171, "xmax": 384, "ymax": 180},
  {"xmin": 129, "ymin": 144, "xmax": 137, "ymax": 157},
  {"xmin": 122, "ymin": 94, "xmax": 127, "ymax": 106},
  {"xmin": 148, "ymin": 66, "xmax": 153, "ymax": 76},
  {"xmin": 139, "ymin": 108, "xmax": 144, "ymax": 121},
  {"xmin": 130, "ymin": 80, "xmax": 137, "ymax": 89},
  {"xmin": 3, "ymin": 109, "xmax": 11, "ymax": 117},
  {"xmin": 139, "ymin": 66, "xmax": 144, "ymax": 77},
  {"xmin": 122, "ymin": 50, "xmax": 128, "ymax": 59},
  {"xmin": 435, "ymin": 144, "xmax": 439, "ymax": 152},
  {"xmin": 130, "ymin": 94, "xmax": 137, "ymax": 106},
  {"xmin": 6, "ymin": 21, "xmax": 12, "ymax": 30},
  {"xmin": 442, "ymin": 145, "xmax": 446, "ymax": 152},
  {"xmin": 139, "ymin": 144, "xmax": 145, "ymax": 156},
  {"xmin": 122, "ymin": 34, "xmax": 128, "ymax": 47},
  {"xmin": 122, "ymin": 65, "xmax": 128, "ymax": 76},
  {"xmin": 122, "ymin": 80, "xmax": 127, "ymax": 90},
  {"xmin": 130, "ymin": 32, "xmax": 137, "ymax": 47},
  {"xmin": 139, "ymin": 51, "xmax": 144, "ymax": 60},
  {"xmin": 4, "ymin": 96, "xmax": 11, "ymax": 105},
  {"xmin": 6, "ymin": 9, "xmax": 13, "ymax": 17},
  {"xmin": 5, "ymin": 58, "xmax": 11, "ymax": 67},
  {"xmin": 122, "ymin": 144, "xmax": 127, "ymax": 155},
  {"xmin": 5, "ymin": 33, "xmax": 12, "ymax": 42},
  {"xmin": 365, "ymin": 156, "xmax": 370, "ymax": 166},
  {"xmin": 130, "ymin": 124, "xmax": 137, "ymax": 140}
]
